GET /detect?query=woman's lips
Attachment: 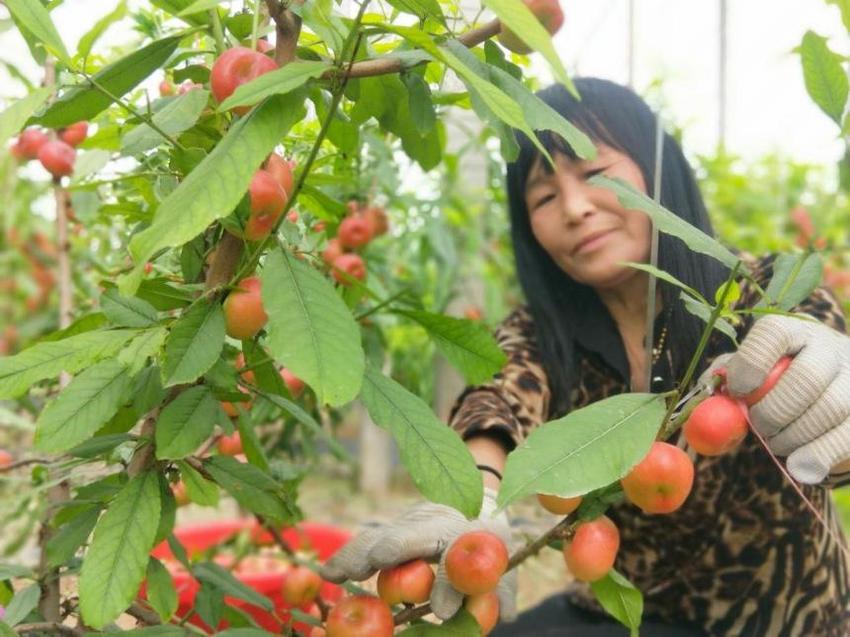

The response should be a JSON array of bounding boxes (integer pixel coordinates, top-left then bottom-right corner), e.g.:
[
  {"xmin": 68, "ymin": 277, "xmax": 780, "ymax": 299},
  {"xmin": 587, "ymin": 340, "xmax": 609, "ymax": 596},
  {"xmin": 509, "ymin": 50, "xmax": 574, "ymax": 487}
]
[{"xmin": 573, "ymin": 229, "xmax": 613, "ymax": 255}]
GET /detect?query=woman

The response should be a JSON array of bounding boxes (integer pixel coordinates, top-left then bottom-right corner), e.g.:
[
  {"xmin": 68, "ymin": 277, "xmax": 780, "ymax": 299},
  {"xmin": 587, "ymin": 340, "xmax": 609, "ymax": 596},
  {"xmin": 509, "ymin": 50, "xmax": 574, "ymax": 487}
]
[{"xmin": 321, "ymin": 79, "xmax": 850, "ymax": 636}]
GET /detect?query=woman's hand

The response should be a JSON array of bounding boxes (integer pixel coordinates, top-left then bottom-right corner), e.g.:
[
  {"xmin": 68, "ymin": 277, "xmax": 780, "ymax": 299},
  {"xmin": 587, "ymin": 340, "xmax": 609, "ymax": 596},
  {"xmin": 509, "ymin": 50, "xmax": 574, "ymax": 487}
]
[
  {"xmin": 720, "ymin": 313, "xmax": 850, "ymax": 483},
  {"xmin": 319, "ymin": 488, "xmax": 517, "ymax": 622}
]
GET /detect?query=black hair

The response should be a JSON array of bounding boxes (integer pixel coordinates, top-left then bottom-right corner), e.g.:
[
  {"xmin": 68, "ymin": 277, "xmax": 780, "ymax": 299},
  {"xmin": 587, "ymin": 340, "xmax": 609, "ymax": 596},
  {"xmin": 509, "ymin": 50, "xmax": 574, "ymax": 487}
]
[{"xmin": 506, "ymin": 78, "xmax": 730, "ymax": 416}]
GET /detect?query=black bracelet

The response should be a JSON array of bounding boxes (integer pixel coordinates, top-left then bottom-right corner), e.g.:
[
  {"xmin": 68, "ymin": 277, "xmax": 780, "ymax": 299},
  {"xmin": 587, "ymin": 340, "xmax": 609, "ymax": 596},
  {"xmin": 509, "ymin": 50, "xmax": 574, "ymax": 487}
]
[{"xmin": 476, "ymin": 464, "xmax": 503, "ymax": 481}]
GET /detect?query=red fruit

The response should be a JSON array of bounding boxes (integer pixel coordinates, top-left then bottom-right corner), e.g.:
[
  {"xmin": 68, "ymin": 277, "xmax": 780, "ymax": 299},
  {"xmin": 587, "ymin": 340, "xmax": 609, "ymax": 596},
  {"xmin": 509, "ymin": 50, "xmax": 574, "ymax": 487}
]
[
  {"xmin": 255, "ymin": 39, "xmax": 274, "ymax": 53},
  {"xmin": 235, "ymin": 352, "xmax": 256, "ymax": 384},
  {"xmin": 563, "ymin": 516, "xmax": 619, "ymax": 582},
  {"xmin": 264, "ymin": 153, "xmax": 294, "ymax": 198},
  {"xmin": 211, "ymin": 47, "xmax": 278, "ymax": 113},
  {"xmin": 282, "ymin": 565, "xmax": 323, "ymax": 606},
  {"xmin": 620, "ymin": 441, "xmax": 694, "ymax": 514},
  {"xmin": 16, "ymin": 128, "xmax": 48, "ymax": 159},
  {"xmin": 221, "ymin": 386, "xmax": 252, "ymax": 417},
  {"xmin": 445, "ymin": 531, "xmax": 509, "ymax": 596},
  {"xmin": 309, "ymin": 628, "xmax": 325, "ymax": 637},
  {"xmin": 172, "ymin": 481, "xmax": 190, "ymax": 506},
  {"xmin": 245, "ymin": 169, "xmax": 287, "ymax": 241},
  {"xmin": 313, "ymin": 221, "xmax": 326, "ymax": 233},
  {"xmin": 325, "ymin": 596, "xmax": 393, "ymax": 637},
  {"xmin": 739, "ymin": 355, "xmax": 793, "ymax": 407},
  {"xmin": 218, "ymin": 432, "xmax": 243, "ymax": 456},
  {"xmin": 361, "ymin": 205, "xmax": 389, "ymax": 237},
  {"xmin": 337, "ymin": 216, "xmax": 372, "ymax": 249},
  {"xmin": 59, "ymin": 121, "xmax": 88, "ymax": 147},
  {"xmin": 159, "ymin": 80, "xmax": 175, "ymax": 96},
  {"xmin": 464, "ymin": 306, "xmax": 483, "ymax": 321},
  {"xmin": 177, "ymin": 80, "xmax": 201, "ymax": 95},
  {"xmin": 287, "ymin": 210, "xmax": 299, "ymax": 223},
  {"xmin": 498, "ymin": 0, "xmax": 565, "ymax": 54},
  {"xmin": 464, "ymin": 592, "xmax": 499, "ymax": 636},
  {"xmin": 144, "ymin": 262, "xmax": 153, "ymax": 275},
  {"xmin": 223, "ymin": 276, "xmax": 268, "ymax": 340},
  {"xmin": 281, "ymin": 368, "xmax": 305, "ymax": 397},
  {"xmin": 537, "ymin": 493, "xmax": 582, "ymax": 515},
  {"xmin": 37, "ymin": 140, "xmax": 76, "ymax": 178},
  {"xmin": 0, "ymin": 449, "xmax": 13, "ymax": 468},
  {"xmin": 331, "ymin": 253, "xmax": 366, "ymax": 285},
  {"xmin": 321, "ymin": 238, "xmax": 344, "ymax": 265},
  {"xmin": 377, "ymin": 559, "xmax": 435, "ymax": 606},
  {"xmin": 683, "ymin": 395, "xmax": 749, "ymax": 456}
]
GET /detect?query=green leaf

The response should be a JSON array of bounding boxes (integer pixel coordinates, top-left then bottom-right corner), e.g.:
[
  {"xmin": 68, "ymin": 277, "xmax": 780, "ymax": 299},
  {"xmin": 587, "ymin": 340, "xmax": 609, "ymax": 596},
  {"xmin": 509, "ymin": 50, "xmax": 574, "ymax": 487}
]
[
  {"xmin": 46, "ymin": 506, "xmax": 101, "ymax": 568},
  {"xmin": 397, "ymin": 609, "xmax": 480, "ymax": 635},
  {"xmin": 481, "ymin": 0, "xmax": 576, "ymax": 97},
  {"xmin": 446, "ymin": 40, "xmax": 594, "ymax": 159},
  {"xmin": 146, "ymin": 558, "xmax": 178, "ymax": 622},
  {"xmin": 155, "ymin": 386, "xmax": 218, "ymax": 459},
  {"xmin": 101, "ymin": 288, "xmax": 159, "ymax": 328},
  {"xmin": 235, "ymin": 411, "xmax": 269, "ymax": 471},
  {"xmin": 122, "ymin": 92, "xmax": 306, "ymax": 294},
  {"xmin": 400, "ymin": 310, "xmax": 506, "ymax": 385},
  {"xmin": 758, "ymin": 252, "xmax": 824, "ymax": 312},
  {"xmin": 68, "ymin": 433, "xmax": 134, "ymax": 459},
  {"xmin": 5, "ymin": 0, "xmax": 70, "ymax": 64},
  {"xmin": 0, "ymin": 329, "xmax": 134, "ymax": 399},
  {"xmin": 388, "ymin": 25, "xmax": 551, "ymax": 164},
  {"xmin": 79, "ymin": 471, "xmax": 162, "ymax": 629},
  {"xmin": 384, "ymin": 0, "xmax": 443, "ymax": 19},
  {"xmin": 137, "ymin": 279, "xmax": 195, "ymax": 311},
  {"xmin": 263, "ymin": 248, "xmax": 364, "ymax": 407},
  {"xmin": 36, "ymin": 33, "xmax": 186, "ymax": 128},
  {"xmin": 498, "ymin": 394, "xmax": 666, "ymax": 509},
  {"xmin": 219, "ymin": 61, "xmax": 330, "ymax": 111},
  {"xmin": 623, "ymin": 262, "xmax": 707, "ymax": 304},
  {"xmin": 0, "ymin": 564, "xmax": 33, "ymax": 580},
  {"xmin": 177, "ymin": 460, "xmax": 219, "ymax": 506},
  {"xmin": 262, "ymin": 393, "xmax": 353, "ymax": 461},
  {"xmin": 193, "ymin": 562, "xmax": 273, "ymax": 611},
  {"xmin": 3, "ymin": 583, "xmax": 40, "ymax": 627},
  {"xmin": 122, "ymin": 89, "xmax": 210, "ymax": 156},
  {"xmin": 76, "ymin": 1, "xmax": 128, "ymax": 60},
  {"xmin": 204, "ymin": 455, "xmax": 297, "ymax": 524},
  {"xmin": 799, "ymin": 31, "xmax": 848, "ymax": 126},
  {"xmin": 590, "ymin": 570, "xmax": 643, "ymax": 634},
  {"xmin": 360, "ymin": 365, "xmax": 482, "ymax": 518},
  {"xmin": 34, "ymin": 360, "xmax": 134, "ymax": 453},
  {"xmin": 177, "ymin": 0, "xmax": 226, "ymax": 16},
  {"xmin": 591, "ymin": 176, "xmax": 743, "ymax": 271},
  {"xmin": 680, "ymin": 294, "xmax": 738, "ymax": 343},
  {"xmin": 0, "ymin": 87, "xmax": 51, "ymax": 149},
  {"xmin": 118, "ymin": 327, "xmax": 168, "ymax": 376},
  {"xmin": 401, "ymin": 72, "xmax": 437, "ymax": 135},
  {"xmin": 162, "ymin": 301, "xmax": 225, "ymax": 387},
  {"xmin": 827, "ymin": 0, "xmax": 850, "ymax": 32}
]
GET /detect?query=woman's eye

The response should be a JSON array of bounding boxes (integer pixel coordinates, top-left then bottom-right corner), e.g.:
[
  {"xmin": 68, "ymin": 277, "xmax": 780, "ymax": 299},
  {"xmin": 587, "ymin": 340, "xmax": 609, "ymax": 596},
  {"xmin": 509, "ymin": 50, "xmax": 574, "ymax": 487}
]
[
  {"xmin": 584, "ymin": 167, "xmax": 606, "ymax": 179},
  {"xmin": 532, "ymin": 193, "xmax": 555, "ymax": 209}
]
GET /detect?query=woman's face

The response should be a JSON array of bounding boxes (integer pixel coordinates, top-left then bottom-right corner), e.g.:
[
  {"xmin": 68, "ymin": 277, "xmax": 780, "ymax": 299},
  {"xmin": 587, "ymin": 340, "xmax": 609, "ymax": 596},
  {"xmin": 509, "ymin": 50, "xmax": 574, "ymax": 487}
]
[{"xmin": 524, "ymin": 144, "xmax": 652, "ymax": 290}]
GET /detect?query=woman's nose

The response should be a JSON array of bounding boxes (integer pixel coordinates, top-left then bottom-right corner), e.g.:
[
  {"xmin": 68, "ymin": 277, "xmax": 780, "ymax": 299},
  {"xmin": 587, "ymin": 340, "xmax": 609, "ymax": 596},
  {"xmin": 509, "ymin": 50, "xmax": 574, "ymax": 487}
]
[{"xmin": 559, "ymin": 177, "xmax": 595, "ymax": 224}]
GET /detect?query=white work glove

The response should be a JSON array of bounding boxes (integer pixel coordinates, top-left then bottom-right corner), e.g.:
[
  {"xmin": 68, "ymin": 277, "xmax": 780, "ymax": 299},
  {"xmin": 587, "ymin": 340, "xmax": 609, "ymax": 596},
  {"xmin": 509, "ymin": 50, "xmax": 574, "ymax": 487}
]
[
  {"xmin": 319, "ymin": 488, "xmax": 518, "ymax": 622},
  {"xmin": 705, "ymin": 314, "xmax": 850, "ymax": 484}
]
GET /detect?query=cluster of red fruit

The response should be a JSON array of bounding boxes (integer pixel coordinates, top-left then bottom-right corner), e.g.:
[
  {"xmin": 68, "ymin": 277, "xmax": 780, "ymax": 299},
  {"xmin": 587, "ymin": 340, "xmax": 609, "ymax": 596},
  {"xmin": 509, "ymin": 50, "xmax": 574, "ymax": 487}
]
[
  {"xmin": 321, "ymin": 201, "xmax": 388, "ymax": 286},
  {"xmin": 219, "ymin": 351, "xmax": 305, "ymax": 418},
  {"xmin": 3, "ymin": 229, "xmax": 58, "ymax": 322},
  {"xmin": 11, "ymin": 122, "xmax": 88, "ymax": 178},
  {"xmin": 300, "ymin": 530, "xmax": 508, "ymax": 636},
  {"xmin": 537, "ymin": 357, "xmax": 791, "ymax": 584}
]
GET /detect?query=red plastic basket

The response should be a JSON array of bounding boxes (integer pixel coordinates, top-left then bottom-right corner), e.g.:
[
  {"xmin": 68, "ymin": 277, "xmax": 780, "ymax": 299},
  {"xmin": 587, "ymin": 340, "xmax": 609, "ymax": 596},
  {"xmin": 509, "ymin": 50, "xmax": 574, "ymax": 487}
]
[{"xmin": 142, "ymin": 519, "xmax": 351, "ymax": 633}]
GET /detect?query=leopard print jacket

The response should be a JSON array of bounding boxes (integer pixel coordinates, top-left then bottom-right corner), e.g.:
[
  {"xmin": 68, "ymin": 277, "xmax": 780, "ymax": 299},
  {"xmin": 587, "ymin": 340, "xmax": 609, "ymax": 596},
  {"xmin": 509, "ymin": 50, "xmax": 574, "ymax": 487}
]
[{"xmin": 449, "ymin": 253, "xmax": 850, "ymax": 636}]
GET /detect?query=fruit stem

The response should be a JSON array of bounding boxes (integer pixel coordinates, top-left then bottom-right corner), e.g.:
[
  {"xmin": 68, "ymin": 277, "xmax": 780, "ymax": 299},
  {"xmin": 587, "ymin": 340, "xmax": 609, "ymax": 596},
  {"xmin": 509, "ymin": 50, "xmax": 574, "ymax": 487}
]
[{"xmin": 209, "ymin": 9, "xmax": 227, "ymax": 55}]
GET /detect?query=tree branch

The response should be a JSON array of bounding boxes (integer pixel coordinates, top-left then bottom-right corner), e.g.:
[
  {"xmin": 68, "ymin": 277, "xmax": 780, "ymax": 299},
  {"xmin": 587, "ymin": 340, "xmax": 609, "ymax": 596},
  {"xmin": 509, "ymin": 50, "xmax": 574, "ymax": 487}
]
[{"xmin": 14, "ymin": 622, "xmax": 83, "ymax": 636}]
